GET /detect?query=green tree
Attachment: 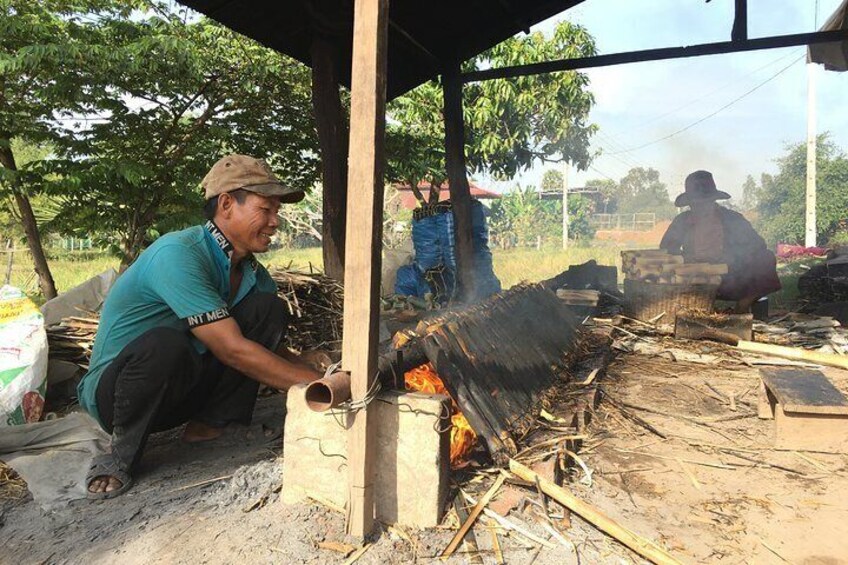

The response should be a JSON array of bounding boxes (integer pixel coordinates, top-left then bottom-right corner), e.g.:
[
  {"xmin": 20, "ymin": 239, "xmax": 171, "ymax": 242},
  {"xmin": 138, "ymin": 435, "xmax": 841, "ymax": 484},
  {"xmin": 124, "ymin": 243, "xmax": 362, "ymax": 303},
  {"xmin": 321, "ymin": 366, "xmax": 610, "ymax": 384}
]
[
  {"xmin": 49, "ymin": 7, "xmax": 319, "ymax": 269},
  {"xmin": 0, "ymin": 140, "xmax": 54, "ymax": 241},
  {"xmin": 741, "ymin": 174, "xmax": 761, "ymax": 212},
  {"xmin": 565, "ymin": 195, "xmax": 595, "ymax": 241},
  {"xmin": 756, "ymin": 135, "xmax": 848, "ymax": 245},
  {"xmin": 585, "ymin": 178, "xmax": 618, "ymax": 214},
  {"xmin": 387, "ymin": 20, "xmax": 597, "ymax": 186},
  {"xmin": 541, "ymin": 169, "xmax": 564, "ymax": 192},
  {"xmin": 488, "ymin": 184, "xmax": 593, "ymax": 247},
  {"xmin": 0, "ymin": 0, "xmax": 140, "ymax": 298},
  {"xmin": 616, "ymin": 167, "xmax": 676, "ymax": 219}
]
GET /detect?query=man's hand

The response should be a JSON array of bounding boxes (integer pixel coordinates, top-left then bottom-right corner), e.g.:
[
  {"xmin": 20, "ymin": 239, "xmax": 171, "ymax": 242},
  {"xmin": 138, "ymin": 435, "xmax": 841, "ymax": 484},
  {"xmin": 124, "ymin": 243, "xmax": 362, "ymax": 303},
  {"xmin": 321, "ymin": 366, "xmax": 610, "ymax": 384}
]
[{"xmin": 192, "ymin": 317, "xmax": 321, "ymax": 390}]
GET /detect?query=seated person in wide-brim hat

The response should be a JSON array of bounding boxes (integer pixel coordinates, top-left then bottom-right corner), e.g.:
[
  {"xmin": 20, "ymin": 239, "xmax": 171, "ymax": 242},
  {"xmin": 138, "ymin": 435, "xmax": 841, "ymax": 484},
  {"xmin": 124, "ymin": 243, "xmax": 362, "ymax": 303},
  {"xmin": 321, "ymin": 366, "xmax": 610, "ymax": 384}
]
[{"xmin": 660, "ymin": 170, "xmax": 781, "ymax": 313}]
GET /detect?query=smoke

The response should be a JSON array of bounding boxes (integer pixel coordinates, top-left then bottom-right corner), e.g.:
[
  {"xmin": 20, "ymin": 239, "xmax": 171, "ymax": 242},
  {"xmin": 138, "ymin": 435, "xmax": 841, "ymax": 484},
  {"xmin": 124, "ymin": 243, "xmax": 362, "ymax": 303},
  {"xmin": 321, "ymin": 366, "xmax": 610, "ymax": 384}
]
[{"xmin": 659, "ymin": 133, "xmax": 754, "ymax": 201}]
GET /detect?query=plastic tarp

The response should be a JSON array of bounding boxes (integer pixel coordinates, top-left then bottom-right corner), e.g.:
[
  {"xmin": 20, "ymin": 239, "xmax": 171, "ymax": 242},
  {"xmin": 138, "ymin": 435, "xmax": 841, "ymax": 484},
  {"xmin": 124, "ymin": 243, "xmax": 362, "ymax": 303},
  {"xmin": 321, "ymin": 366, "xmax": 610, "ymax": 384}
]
[
  {"xmin": 809, "ymin": 0, "xmax": 848, "ymax": 72},
  {"xmin": 40, "ymin": 268, "xmax": 117, "ymax": 326},
  {"xmin": 0, "ymin": 412, "xmax": 109, "ymax": 510},
  {"xmin": 398, "ymin": 199, "xmax": 501, "ymax": 300}
]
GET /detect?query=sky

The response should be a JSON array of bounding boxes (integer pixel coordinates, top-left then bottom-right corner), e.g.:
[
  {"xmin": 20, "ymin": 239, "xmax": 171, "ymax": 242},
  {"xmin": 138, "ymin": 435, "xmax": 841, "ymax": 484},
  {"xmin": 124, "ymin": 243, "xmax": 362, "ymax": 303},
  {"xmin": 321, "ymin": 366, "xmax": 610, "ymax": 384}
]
[{"xmin": 483, "ymin": 0, "xmax": 848, "ymax": 202}]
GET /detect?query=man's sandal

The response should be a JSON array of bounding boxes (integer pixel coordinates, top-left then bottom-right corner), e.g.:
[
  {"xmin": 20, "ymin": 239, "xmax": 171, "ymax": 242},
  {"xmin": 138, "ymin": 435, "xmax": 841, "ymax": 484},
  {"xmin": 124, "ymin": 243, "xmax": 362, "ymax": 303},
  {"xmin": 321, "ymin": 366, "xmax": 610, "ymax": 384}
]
[{"xmin": 86, "ymin": 453, "xmax": 133, "ymax": 500}]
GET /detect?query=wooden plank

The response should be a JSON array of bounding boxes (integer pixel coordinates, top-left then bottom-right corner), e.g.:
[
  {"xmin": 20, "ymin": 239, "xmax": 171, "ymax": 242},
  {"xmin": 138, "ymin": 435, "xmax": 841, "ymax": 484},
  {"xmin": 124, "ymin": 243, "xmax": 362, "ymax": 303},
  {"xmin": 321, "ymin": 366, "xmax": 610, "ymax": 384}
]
[
  {"xmin": 342, "ymin": 0, "xmax": 389, "ymax": 540},
  {"xmin": 462, "ymin": 29, "xmax": 848, "ymax": 82},
  {"xmin": 760, "ymin": 368, "xmax": 848, "ymax": 415},
  {"xmin": 443, "ymin": 62, "xmax": 476, "ymax": 302},
  {"xmin": 773, "ymin": 402, "xmax": 848, "ymax": 453}
]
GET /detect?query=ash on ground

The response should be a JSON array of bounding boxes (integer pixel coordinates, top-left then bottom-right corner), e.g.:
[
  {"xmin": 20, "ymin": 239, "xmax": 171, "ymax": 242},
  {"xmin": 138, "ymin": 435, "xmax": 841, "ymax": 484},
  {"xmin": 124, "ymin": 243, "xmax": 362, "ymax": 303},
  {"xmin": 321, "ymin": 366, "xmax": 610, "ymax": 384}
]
[{"xmin": 205, "ymin": 459, "xmax": 282, "ymax": 510}]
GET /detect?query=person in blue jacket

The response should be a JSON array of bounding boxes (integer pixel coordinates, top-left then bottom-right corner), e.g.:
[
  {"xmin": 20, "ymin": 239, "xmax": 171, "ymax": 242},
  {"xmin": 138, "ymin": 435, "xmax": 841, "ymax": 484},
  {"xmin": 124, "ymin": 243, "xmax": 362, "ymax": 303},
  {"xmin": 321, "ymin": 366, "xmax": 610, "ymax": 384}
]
[{"xmin": 78, "ymin": 155, "xmax": 321, "ymax": 498}]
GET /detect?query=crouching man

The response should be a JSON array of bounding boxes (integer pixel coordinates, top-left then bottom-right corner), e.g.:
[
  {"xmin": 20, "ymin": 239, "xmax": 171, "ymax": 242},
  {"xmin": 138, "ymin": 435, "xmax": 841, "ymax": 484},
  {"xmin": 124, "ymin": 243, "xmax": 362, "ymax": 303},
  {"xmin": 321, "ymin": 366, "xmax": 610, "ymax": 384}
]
[{"xmin": 78, "ymin": 154, "xmax": 321, "ymax": 498}]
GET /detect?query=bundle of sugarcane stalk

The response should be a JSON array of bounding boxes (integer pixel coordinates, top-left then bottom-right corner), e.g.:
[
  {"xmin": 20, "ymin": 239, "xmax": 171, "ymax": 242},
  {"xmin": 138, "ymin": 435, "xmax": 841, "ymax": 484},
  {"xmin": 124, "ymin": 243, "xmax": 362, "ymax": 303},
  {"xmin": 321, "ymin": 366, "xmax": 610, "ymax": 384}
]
[
  {"xmin": 44, "ymin": 268, "xmax": 344, "ymax": 369},
  {"xmin": 268, "ymin": 268, "xmax": 344, "ymax": 354},
  {"xmin": 409, "ymin": 284, "xmax": 583, "ymax": 465},
  {"xmin": 621, "ymin": 249, "xmax": 727, "ymax": 285}
]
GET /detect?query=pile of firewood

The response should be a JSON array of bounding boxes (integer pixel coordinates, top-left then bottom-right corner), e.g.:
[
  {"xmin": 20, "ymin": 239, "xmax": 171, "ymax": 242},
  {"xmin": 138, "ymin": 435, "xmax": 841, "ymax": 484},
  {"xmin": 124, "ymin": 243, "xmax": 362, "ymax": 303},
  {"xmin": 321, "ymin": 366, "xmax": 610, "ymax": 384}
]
[
  {"xmin": 45, "ymin": 268, "xmax": 344, "ymax": 369},
  {"xmin": 621, "ymin": 249, "xmax": 727, "ymax": 285},
  {"xmin": 268, "ymin": 268, "xmax": 343, "ymax": 354},
  {"xmin": 798, "ymin": 253, "xmax": 848, "ymax": 305}
]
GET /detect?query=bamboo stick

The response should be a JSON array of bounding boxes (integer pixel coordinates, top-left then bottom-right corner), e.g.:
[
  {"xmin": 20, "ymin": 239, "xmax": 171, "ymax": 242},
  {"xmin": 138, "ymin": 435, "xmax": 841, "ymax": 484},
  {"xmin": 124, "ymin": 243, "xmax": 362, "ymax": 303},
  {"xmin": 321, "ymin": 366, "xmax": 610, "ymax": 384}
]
[
  {"xmin": 508, "ymin": 460, "xmax": 684, "ymax": 565},
  {"xmin": 737, "ymin": 340, "xmax": 848, "ymax": 371},
  {"xmin": 441, "ymin": 473, "xmax": 506, "ymax": 559}
]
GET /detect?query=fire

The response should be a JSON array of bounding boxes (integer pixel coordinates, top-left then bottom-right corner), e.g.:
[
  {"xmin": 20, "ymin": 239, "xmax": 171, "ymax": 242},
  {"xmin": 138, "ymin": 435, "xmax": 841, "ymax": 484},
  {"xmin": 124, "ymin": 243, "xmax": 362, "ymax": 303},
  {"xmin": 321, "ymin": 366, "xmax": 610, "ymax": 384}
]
[{"xmin": 404, "ymin": 363, "xmax": 477, "ymax": 466}]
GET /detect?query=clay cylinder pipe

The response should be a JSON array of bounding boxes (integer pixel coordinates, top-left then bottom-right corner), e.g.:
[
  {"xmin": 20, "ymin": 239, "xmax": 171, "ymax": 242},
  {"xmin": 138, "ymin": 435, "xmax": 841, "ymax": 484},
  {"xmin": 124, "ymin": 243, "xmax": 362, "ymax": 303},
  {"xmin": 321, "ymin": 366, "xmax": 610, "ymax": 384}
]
[{"xmin": 305, "ymin": 371, "xmax": 352, "ymax": 412}]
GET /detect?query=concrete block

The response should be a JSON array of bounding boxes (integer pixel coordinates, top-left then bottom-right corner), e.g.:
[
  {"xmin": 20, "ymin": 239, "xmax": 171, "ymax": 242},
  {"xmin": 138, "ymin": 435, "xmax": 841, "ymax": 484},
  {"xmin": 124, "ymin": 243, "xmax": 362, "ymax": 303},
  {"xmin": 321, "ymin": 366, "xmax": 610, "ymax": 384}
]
[
  {"xmin": 281, "ymin": 385, "xmax": 350, "ymax": 508},
  {"xmin": 281, "ymin": 384, "xmax": 451, "ymax": 528}
]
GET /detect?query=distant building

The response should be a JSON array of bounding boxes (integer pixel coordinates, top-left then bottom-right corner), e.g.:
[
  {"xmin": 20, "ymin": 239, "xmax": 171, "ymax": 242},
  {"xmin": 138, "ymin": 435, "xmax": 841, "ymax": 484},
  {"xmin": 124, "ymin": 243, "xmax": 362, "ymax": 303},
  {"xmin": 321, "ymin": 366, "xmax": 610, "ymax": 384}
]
[{"xmin": 392, "ymin": 180, "xmax": 501, "ymax": 212}]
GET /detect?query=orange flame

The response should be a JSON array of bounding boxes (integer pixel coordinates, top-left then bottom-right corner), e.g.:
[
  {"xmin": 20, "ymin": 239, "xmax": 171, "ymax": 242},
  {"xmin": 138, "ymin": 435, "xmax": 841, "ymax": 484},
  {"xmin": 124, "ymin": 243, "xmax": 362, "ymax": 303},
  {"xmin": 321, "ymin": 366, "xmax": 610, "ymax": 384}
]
[{"xmin": 404, "ymin": 363, "xmax": 477, "ymax": 466}]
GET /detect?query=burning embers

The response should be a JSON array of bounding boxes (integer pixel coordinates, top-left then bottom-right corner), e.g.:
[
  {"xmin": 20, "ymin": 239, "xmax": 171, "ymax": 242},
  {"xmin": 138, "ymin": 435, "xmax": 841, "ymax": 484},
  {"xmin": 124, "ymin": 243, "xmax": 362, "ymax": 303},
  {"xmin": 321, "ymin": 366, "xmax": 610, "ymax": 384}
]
[{"xmin": 404, "ymin": 363, "xmax": 477, "ymax": 466}]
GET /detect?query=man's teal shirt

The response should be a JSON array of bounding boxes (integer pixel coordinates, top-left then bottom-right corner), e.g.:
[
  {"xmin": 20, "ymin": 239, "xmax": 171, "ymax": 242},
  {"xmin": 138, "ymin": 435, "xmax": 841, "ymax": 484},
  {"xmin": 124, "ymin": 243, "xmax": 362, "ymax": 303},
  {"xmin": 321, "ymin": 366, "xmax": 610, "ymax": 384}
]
[{"xmin": 77, "ymin": 221, "xmax": 278, "ymax": 426}]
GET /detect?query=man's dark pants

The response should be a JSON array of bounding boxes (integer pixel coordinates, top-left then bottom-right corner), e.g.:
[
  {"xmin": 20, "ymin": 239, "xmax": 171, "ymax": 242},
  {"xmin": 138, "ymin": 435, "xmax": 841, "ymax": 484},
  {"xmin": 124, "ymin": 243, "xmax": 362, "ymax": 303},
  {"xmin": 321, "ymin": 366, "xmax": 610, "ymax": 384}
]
[{"xmin": 94, "ymin": 292, "xmax": 287, "ymax": 473}]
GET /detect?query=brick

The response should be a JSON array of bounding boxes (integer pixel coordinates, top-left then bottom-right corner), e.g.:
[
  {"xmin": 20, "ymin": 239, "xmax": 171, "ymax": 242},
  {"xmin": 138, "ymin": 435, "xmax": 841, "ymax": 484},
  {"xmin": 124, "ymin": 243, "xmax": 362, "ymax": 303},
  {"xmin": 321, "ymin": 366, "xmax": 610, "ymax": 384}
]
[{"xmin": 281, "ymin": 384, "xmax": 451, "ymax": 528}]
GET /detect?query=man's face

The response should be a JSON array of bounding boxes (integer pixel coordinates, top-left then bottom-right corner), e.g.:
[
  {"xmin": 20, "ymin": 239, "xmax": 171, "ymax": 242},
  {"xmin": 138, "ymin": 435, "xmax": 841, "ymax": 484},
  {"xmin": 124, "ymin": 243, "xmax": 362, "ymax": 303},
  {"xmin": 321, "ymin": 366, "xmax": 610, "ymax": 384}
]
[
  {"xmin": 690, "ymin": 200, "xmax": 718, "ymax": 217},
  {"xmin": 221, "ymin": 192, "xmax": 281, "ymax": 254}
]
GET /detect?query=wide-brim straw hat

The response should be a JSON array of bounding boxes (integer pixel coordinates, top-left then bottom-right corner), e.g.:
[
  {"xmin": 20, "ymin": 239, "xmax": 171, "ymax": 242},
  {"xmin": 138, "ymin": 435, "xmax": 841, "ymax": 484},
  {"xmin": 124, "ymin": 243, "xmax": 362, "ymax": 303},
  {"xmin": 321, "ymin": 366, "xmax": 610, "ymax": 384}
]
[{"xmin": 674, "ymin": 170, "xmax": 731, "ymax": 207}]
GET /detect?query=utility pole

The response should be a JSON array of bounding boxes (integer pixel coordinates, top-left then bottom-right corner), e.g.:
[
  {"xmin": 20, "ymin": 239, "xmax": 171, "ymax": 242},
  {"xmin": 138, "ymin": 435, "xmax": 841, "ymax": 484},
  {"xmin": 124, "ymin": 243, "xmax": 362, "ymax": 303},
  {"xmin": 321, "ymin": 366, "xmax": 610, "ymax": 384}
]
[
  {"xmin": 562, "ymin": 162, "xmax": 569, "ymax": 250},
  {"xmin": 805, "ymin": 61, "xmax": 817, "ymax": 248}
]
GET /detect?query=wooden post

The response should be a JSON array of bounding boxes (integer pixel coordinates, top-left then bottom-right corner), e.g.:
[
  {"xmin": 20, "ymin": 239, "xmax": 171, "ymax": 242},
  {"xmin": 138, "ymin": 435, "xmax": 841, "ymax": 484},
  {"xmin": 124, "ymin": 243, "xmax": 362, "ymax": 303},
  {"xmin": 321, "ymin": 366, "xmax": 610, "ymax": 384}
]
[
  {"xmin": 4, "ymin": 239, "xmax": 13, "ymax": 285},
  {"xmin": 561, "ymin": 163, "xmax": 569, "ymax": 250},
  {"xmin": 311, "ymin": 34, "xmax": 350, "ymax": 281},
  {"xmin": 342, "ymin": 0, "xmax": 388, "ymax": 539},
  {"xmin": 732, "ymin": 0, "xmax": 747, "ymax": 42},
  {"xmin": 443, "ymin": 63, "xmax": 476, "ymax": 302},
  {"xmin": 805, "ymin": 61, "xmax": 817, "ymax": 248}
]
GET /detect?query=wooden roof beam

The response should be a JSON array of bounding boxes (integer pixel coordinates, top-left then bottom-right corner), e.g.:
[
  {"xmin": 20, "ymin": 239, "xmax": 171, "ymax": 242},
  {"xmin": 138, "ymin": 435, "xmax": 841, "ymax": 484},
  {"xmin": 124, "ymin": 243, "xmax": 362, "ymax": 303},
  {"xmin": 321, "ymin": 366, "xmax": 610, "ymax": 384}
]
[
  {"xmin": 732, "ymin": 0, "xmax": 748, "ymax": 41},
  {"xmin": 463, "ymin": 29, "xmax": 848, "ymax": 82},
  {"xmin": 389, "ymin": 19, "xmax": 440, "ymax": 69}
]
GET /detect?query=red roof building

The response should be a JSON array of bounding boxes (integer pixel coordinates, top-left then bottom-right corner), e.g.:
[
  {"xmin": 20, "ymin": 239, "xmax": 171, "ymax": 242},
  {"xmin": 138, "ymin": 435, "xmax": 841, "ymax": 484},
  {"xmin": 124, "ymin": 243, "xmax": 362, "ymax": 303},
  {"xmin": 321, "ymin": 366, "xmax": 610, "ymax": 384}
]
[{"xmin": 392, "ymin": 180, "xmax": 501, "ymax": 211}]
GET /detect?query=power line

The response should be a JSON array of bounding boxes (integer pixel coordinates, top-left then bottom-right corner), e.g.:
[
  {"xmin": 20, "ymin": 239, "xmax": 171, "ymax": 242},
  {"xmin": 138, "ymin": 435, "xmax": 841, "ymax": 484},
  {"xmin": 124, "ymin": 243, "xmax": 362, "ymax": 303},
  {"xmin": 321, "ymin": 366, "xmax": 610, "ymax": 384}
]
[
  {"xmin": 588, "ymin": 164, "xmax": 617, "ymax": 183},
  {"xmin": 610, "ymin": 54, "xmax": 805, "ymax": 154},
  {"xmin": 594, "ymin": 131, "xmax": 651, "ymax": 170},
  {"xmin": 620, "ymin": 48, "xmax": 802, "ymax": 135}
]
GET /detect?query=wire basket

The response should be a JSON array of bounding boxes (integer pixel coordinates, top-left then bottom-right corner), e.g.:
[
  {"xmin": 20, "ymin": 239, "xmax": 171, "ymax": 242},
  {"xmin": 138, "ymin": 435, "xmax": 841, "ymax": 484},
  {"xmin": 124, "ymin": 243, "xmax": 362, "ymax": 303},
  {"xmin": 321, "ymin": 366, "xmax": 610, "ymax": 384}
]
[{"xmin": 624, "ymin": 279, "xmax": 718, "ymax": 325}]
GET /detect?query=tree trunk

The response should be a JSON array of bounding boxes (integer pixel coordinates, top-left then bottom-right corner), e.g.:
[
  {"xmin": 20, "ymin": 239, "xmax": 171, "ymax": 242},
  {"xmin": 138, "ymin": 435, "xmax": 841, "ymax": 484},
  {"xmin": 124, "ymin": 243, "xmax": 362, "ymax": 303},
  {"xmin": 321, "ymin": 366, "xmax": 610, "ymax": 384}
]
[
  {"xmin": 119, "ymin": 213, "xmax": 150, "ymax": 271},
  {"xmin": 311, "ymin": 34, "xmax": 349, "ymax": 281},
  {"xmin": 442, "ymin": 63, "xmax": 476, "ymax": 302},
  {"xmin": 0, "ymin": 145, "xmax": 58, "ymax": 299}
]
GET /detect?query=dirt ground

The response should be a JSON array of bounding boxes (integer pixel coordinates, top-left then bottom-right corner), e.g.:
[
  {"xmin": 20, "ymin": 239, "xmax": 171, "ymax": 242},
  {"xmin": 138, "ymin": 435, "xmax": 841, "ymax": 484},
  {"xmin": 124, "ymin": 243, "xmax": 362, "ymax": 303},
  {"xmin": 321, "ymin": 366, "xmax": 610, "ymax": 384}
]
[
  {"xmin": 3, "ymin": 348, "xmax": 848, "ymax": 564},
  {"xmin": 579, "ymin": 353, "xmax": 848, "ymax": 564},
  {"xmin": 595, "ymin": 221, "xmax": 672, "ymax": 247}
]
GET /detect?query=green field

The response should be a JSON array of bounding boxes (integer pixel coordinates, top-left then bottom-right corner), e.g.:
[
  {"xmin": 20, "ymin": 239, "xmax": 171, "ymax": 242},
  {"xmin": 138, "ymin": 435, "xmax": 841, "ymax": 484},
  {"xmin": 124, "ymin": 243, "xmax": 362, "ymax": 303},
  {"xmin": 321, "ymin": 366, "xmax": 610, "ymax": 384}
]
[
  {"xmin": 5, "ymin": 243, "xmax": 623, "ymax": 300},
  {"xmin": 6, "ymin": 242, "xmax": 803, "ymax": 311}
]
